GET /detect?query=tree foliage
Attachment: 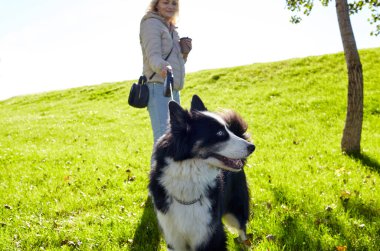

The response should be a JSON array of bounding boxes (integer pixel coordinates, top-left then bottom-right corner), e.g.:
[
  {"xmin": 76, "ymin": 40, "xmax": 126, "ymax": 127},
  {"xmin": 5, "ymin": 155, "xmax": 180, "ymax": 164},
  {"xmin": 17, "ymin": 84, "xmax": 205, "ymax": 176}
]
[{"xmin": 286, "ymin": 0, "xmax": 380, "ymax": 35}]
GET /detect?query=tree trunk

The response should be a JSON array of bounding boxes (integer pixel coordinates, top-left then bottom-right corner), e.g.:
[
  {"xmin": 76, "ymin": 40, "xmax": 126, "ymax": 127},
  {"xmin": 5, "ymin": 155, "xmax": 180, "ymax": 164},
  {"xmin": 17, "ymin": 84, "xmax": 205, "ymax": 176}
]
[{"xmin": 335, "ymin": 0, "xmax": 363, "ymax": 154}]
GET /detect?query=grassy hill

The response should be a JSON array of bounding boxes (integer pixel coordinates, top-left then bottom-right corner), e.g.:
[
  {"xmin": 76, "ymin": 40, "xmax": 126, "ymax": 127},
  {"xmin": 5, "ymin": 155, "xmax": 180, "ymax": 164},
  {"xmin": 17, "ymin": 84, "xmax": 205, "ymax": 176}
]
[{"xmin": 0, "ymin": 48, "xmax": 379, "ymax": 250}]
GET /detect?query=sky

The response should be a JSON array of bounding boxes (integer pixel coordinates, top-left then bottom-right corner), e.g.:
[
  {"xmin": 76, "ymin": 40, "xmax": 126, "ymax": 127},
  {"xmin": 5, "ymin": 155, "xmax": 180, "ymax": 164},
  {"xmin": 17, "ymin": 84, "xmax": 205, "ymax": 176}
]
[{"xmin": 0, "ymin": 0, "xmax": 379, "ymax": 101}]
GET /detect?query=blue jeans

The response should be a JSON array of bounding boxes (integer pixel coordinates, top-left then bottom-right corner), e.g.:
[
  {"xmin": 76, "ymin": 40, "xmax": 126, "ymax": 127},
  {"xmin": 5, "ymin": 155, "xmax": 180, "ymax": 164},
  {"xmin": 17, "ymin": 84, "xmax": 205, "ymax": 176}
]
[{"xmin": 147, "ymin": 83, "xmax": 180, "ymax": 143}]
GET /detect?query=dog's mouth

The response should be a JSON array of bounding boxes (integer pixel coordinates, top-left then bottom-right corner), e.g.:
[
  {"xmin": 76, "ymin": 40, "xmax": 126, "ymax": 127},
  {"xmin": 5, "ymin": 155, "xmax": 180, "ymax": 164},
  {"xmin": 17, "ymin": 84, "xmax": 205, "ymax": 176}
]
[{"xmin": 209, "ymin": 153, "xmax": 244, "ymax": 170}]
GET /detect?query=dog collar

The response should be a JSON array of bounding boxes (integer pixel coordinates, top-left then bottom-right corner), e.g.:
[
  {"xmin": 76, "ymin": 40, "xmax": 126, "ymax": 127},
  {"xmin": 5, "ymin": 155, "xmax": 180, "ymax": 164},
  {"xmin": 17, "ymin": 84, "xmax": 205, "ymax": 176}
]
[{"xmin": 172, "ymin": 194, "xmax": 203, "ymax": 206}]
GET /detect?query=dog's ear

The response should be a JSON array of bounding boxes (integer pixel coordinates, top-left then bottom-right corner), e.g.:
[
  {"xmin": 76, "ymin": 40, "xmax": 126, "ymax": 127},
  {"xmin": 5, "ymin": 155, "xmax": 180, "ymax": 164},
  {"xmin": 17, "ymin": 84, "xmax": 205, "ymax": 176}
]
[
  {"xmin": 169, "ymin": 101, "xmax": 189, "ymax": 131},
  {"xmin": 219, "ymin": 109, "xmax": 250, "ymax": 141},
  {"xmin": 167, "ymin": 101, "xmax": 191, "ymax": 160},
  {"xmin": 191, "ymin": 95, "xmax": 207, "ymax": 112}
]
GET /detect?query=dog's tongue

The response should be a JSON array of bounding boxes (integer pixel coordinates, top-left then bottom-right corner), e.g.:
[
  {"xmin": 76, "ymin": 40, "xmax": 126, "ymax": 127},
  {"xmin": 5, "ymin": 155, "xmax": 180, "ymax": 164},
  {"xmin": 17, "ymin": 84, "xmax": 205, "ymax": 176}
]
[{"xmin": 212, "ymin": 154, "xmax": 243, "ymax": 170}]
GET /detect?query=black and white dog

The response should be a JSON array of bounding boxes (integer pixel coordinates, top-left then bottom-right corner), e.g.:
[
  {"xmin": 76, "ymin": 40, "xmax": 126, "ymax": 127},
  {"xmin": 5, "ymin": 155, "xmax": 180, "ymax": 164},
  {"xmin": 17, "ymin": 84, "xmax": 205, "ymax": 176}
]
[{"xmin": 149, "ymin": 95, "xmax": 255, "ymax": 251}]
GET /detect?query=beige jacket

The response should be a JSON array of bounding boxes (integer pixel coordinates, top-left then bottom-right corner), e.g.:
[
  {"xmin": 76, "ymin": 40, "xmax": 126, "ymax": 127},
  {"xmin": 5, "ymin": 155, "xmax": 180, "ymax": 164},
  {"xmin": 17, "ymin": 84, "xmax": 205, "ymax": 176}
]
[{"xmin": 140, "ymin": 12, "xmax": 185, "ymax": 90}]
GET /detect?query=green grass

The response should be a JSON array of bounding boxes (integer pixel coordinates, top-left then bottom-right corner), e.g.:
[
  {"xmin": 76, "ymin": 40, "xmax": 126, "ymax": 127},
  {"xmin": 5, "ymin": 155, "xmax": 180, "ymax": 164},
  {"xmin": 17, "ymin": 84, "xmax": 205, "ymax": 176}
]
[{"xmin": 1, "ymin": 47, "xmax": 379, "ymax": 250}]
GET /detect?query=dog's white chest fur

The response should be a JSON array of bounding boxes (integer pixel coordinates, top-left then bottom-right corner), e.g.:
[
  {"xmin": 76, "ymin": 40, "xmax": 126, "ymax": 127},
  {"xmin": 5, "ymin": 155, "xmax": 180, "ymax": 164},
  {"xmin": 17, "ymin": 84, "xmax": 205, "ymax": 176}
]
[{"xmin": 157, "ymin": 158, "xmax": 220, "ymax": 249}]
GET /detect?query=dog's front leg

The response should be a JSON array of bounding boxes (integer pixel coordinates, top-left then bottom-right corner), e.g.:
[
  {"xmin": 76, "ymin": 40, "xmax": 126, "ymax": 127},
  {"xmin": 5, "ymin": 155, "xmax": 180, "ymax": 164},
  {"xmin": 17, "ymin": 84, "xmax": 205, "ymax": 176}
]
[{"xmin": 156, "ymin": 210, "xmax": 189, "ymax": 251}]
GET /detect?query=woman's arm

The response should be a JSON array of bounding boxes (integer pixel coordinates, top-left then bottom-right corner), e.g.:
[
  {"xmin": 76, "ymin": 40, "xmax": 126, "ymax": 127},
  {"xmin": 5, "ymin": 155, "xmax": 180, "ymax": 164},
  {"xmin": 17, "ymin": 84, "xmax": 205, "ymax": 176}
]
[{"xmin": 140, "ymin": 19, "xmax": 170, "ymax": 74}]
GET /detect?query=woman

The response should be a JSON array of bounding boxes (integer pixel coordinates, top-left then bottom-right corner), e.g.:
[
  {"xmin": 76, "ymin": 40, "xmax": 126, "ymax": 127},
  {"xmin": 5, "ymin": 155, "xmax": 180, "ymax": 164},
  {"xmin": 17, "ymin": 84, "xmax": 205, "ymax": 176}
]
[{"xmin": 140, "ymin": 0, "xmax": 192, "ymax": 143}]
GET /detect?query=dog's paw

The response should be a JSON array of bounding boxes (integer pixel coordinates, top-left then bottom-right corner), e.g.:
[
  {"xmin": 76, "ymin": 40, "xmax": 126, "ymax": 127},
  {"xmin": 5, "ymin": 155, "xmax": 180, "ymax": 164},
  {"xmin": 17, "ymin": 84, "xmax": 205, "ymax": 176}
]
[{"xmin": 234, "ymin": 233, "xmax": 253, "ymax": 250}]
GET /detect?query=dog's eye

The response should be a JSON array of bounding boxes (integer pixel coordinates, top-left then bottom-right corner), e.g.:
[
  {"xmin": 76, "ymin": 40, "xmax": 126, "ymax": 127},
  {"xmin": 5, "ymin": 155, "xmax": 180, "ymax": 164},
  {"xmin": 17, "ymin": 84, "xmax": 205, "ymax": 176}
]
[{"xmin": 216, "ymin": 130, "xmax": 225, "ymax": 137}]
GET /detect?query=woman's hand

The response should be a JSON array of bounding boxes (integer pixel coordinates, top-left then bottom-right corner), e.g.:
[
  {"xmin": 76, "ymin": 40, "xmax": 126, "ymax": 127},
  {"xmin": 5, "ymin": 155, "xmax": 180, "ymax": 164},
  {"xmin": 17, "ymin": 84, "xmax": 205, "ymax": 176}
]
[{"xmin": 160, "ymin": 65, "xmax": 172, "ymax": 78}]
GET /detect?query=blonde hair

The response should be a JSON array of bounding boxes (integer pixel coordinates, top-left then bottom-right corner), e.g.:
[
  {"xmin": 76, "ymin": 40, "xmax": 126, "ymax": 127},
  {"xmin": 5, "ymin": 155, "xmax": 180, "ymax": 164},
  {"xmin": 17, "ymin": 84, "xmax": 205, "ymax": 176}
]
[{"xmin": 147, "ymin": 0, "xmax": 179, "ymax": 25}]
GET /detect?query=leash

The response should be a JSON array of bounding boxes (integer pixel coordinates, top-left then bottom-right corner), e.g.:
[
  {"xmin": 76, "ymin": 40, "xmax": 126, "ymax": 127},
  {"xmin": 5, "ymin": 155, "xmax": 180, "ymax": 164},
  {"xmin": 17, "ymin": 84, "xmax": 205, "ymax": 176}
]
[
  {"xmin": 169, "ymin": 77, "xmax": 174, "ymax": 100},
  {"xmin": 172, "ymin": 194, "xmax": 203, "ymax": 206}
]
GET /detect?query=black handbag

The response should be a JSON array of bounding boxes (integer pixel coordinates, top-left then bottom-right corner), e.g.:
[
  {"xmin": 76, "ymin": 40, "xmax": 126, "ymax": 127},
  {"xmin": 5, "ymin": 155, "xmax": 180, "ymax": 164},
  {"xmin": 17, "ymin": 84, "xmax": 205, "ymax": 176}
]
[{"xmin": 128, "ymin": 75, "xmax": 149, "ymax": 108}]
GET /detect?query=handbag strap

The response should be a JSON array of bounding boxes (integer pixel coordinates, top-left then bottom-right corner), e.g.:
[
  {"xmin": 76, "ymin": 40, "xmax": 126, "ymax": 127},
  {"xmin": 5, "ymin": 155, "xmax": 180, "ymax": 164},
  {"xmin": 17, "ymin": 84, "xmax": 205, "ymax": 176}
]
[{"xmin": 148, "ymin": 31, "xmax": 174, "ymax": 80}]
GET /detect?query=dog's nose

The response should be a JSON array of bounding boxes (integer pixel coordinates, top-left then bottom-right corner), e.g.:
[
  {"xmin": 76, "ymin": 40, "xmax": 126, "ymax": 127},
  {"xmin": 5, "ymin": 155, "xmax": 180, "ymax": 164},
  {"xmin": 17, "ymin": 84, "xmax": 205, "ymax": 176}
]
[{"xmin": 247, "ymin": 144, "xmax": 255, "ymax": 154}]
